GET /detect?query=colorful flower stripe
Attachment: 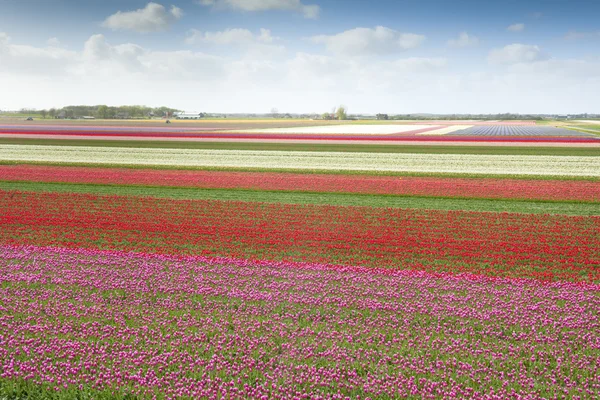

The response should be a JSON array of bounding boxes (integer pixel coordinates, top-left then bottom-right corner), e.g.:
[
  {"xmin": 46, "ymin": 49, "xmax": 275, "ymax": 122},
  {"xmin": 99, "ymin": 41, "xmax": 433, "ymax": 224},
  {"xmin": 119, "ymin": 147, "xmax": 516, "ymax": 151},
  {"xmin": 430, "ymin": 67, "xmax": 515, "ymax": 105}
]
[
  {"xmin": 0, "ymin": 127, "xmax": 445, "ymax": 139},
  {"xmin": 1, "ymin": 165, "xmax": 599, "ymax": 202},
  {"xmin": 1, "ymin": 191, "xmax": 598, "ymax": 282},
  {"xmin": 1, "ymin": 129, "xmax": 598, "ymax": 142},
  {"xmin": 2, "ymin": 145, "xmax": 600, "ymax": 176},
  {"xmin": 1, "ymin": 246, "xmax": 598, "ymax": 399}
]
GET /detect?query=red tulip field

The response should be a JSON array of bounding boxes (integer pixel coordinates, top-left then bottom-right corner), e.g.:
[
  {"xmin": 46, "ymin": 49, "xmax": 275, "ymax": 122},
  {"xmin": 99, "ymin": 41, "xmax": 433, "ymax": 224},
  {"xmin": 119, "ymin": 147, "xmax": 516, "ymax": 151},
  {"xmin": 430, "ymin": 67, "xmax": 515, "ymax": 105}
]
[{"xmin": 0, "ymin": 122, "xmax": 598, "ymax": 399}]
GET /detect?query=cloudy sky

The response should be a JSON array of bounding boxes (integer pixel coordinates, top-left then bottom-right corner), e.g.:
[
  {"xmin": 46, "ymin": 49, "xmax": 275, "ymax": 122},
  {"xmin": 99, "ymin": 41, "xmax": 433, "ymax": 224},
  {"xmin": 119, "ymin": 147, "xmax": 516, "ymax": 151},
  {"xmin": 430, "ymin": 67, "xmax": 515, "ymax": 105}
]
[{"xmin": 1, "ymin": 0, "xmax": 599, "ymax": 114}]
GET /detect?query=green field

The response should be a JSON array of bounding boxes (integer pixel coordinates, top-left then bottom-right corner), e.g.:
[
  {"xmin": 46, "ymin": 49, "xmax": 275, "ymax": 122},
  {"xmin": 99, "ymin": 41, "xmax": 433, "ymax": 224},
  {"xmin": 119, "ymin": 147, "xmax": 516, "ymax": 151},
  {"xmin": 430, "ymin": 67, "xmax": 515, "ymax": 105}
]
[{"xmin": 536, "ymin": 120, "xmax": 600, "ymax": 136}]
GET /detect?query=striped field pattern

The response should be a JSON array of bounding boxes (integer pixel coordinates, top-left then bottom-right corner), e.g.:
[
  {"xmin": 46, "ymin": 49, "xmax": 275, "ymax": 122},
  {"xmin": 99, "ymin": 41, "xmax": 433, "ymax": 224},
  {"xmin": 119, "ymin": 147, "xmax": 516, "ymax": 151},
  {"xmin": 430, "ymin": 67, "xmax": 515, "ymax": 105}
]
[
  {"xmin": 452, "ymin": 125, "xmax": 595, "ymax": 137},
  {"xmin": 1, "ymin": 145, "xmax": 599, "ymax": 176},
  {"xmin": 1, "ymin": 165, "xmax": 599, "ymax": 202},
  {"xmin": 1, "ymin": 121, "xmax": 599, "ymax": 399}
]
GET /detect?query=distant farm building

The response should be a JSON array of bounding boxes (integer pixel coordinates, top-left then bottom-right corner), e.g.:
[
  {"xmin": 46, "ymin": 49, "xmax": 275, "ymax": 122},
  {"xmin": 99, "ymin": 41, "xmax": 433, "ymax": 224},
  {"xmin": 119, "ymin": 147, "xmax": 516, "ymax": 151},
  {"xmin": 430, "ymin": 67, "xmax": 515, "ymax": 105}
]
[{"xmin": 176, "ymin": 112, "xmax": 205, "ymax": 120}]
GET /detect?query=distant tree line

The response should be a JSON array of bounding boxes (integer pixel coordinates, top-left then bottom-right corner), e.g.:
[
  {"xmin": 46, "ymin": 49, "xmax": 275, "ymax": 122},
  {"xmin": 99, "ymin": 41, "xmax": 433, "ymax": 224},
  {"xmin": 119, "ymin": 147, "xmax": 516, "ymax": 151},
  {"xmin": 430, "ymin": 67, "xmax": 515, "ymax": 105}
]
[
  {"xmin": 388, "ymin": 113, "xmax": 543, "ymax": 121},
  {"xmin": 8, "ymin": 108, "xmax": 551, "ymax": 121},
  {"xmin": 16, "ymin": 105, "xmax": 181, "ymax": 119}
]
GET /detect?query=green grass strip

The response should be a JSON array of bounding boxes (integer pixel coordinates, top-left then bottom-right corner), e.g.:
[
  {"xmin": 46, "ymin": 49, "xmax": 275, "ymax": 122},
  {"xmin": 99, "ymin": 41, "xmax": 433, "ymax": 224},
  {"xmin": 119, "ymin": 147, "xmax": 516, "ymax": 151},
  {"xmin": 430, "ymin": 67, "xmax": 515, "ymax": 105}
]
[
  {"xmin": 564, "ymin": 126, "xmax": 600, "ymax": 136},
  {"xmin": 2, "ymin": 181, "xmax": 598, "ymax": 216},
  {"xmin": 0, "ymin": 137, "xmax": 598, "ymax": 156}
]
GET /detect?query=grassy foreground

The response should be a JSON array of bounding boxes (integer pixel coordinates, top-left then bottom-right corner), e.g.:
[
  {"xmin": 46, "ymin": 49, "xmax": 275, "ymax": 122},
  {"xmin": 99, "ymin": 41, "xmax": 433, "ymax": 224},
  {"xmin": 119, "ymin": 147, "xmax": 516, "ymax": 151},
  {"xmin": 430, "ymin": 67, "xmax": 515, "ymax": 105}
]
[{"xmin": 1, "ymin": 181, "xmax": 598, "ymax": 215}]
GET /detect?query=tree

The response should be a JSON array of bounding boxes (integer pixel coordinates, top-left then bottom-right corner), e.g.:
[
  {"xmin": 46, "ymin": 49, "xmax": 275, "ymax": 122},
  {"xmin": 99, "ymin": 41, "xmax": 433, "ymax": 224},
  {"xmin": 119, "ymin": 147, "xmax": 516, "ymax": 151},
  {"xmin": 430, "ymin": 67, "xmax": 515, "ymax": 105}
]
[
  {"xmin": 96, "ymin": 105, "xmax": 109, "ymax": 119},
  {"xmin": 336, "ymin": 105, "xmax": 347, "ymax": 120},
  {"xmin": 270, "ymin": 108, "xmax": 279, "ymax": 118},
  {"xmin": 376, "ymin": 113, "xmax": 389, "ymax": 120},
  {"xmin": 40, "ymin": 110, "xmax": 48, "ymax": 119},
  {"xmin": 48, "ymin": 108, "xmax": 56, "ymax": 119}
]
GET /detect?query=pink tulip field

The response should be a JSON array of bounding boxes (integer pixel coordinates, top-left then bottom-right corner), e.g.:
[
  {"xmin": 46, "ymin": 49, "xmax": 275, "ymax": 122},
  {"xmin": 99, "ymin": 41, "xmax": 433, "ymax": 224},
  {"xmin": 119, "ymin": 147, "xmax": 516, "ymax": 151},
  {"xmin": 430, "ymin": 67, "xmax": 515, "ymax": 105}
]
[{"xmin": 1, "ymin": 246, "xmax": 599, "ymax": 399}]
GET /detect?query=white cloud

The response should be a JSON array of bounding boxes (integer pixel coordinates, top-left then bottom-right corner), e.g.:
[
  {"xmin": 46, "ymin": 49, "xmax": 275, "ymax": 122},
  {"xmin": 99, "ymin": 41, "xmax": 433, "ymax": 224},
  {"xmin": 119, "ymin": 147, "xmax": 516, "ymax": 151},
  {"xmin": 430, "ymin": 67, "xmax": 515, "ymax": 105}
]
[
  {"xmin": 185, "ymin": 28, "xmax": 285, "ymax": 59},
  {"xmin": 393, "ymin": 57, "xmax": 447, "ymax": 71},
  {"xmin": 311, "ymin": 26, "xmax": 425, "ymax": 56},
  {"xmin": 79, "ymin": 34, "xmax": 226, "ymax": 79},
  {"xmin": 0, "ymin": 32, "xmax": 9, "ymax": 46},
  {"xmin": 0, "ymin": 32, "xmax": 77, "ymax": 75},
  {"xmin": 488, "ymin": 44, "xmax": 547, "ymax": 65},
  {"xmin": 447, "ymin": 32, "xmax": 479, "ymax": 48},
  {"xmin": 102, "ymin": 2, "xmax": 183, "ymax": 33},
  {"xmin": 507, "ymin": 23, "xmax": 525, "ymax": 32},
  {"xmin": 83, "ymin": 34, "xmax": 111, "ymax": 61},
  {"xmin": 80, "ymin": 34, "xmax": 148, "ymax": 75},
  {"xmin": 565, "ymin": 31, "xmax": 600, "ymax": 40},
  {"xmin": 2, "ymin": 31, "xmax": 600, "ymax": 114},
  {"xmin": 198, "ymin": 0, "xmax": 320, "ymax": 19},
  {"xmin": 397, "ymin": 33, "xmax": 426, "ymax": 50},
  {"xmin": 186, "ymin": 28, "xmax": 276, "ymax": 45}
]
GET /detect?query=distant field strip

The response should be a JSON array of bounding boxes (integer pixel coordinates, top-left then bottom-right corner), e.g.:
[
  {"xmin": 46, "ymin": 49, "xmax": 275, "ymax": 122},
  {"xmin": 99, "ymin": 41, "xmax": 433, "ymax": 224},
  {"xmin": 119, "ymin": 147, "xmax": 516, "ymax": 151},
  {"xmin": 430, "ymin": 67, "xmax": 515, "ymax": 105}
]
[
  {"xmin": 1, "ymin": 145, "xmax": 599, "ymax": 176},
  {"xmin": 453, "ymin": 125, "xmax": 595, "ymax": 137},
  {"xmin": 417, "ymin": 125, "xmax": 473, "ymax": 135},
  {"xmin": 1, "ymin": 138, "xmax": 599, "ymax": 155},
  {"xmin": 230, "ymin": 125, "xmax": 439, "ymax": 134}
]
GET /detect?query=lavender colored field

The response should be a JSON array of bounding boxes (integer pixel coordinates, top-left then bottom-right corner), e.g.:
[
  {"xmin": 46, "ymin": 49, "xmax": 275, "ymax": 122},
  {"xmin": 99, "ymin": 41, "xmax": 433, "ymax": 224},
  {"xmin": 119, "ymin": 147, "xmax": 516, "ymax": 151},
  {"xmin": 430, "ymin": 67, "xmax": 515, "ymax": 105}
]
[
  {"xmin": 452, "ymin": 125, "xmax": 595, "ymax": 137},
  {"xmin": 1, "ymin": 246, "xmax": 599, "ymax": 399}
]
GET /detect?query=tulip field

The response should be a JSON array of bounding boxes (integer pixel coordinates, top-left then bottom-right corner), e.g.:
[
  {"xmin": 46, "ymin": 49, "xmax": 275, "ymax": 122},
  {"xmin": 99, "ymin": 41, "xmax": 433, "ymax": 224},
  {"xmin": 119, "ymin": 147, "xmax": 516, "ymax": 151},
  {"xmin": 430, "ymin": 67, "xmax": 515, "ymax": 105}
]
[
  {"xmin": 0, "ymin": 122, "xmax": 599, "ymax": 399},
  {"xmin": 2, "ymin": 165, "xmax": 600, "ymax": 202}
]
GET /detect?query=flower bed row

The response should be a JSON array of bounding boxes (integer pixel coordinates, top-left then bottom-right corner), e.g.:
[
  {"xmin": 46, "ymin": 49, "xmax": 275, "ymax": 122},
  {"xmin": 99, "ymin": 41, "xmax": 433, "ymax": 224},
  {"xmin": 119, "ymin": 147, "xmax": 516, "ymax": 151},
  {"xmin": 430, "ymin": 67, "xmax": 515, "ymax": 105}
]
[
  {"xmin": 1, "ymin": 145, "xmax": 599, "ymax": 176},
  {"xmin": 2, "ymin": 165, "xmax": 599, "ymax": 202},
  {"xmin": 1, "ymin": 190, "xmax": 598, "ymax": 282}
]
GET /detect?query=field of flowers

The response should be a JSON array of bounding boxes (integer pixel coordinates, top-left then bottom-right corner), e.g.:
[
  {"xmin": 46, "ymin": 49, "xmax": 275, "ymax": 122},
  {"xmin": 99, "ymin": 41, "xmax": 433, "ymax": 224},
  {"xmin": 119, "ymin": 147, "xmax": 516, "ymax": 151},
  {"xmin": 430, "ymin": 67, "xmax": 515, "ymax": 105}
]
[
  {"xmin": 0, "ymin": 128, "xmax": 599, "ymax": 398},
  {"xmin": 1, "ymin": 190, "xmax": 598, "ymax": 282},
  {"xmin": 1, "ymin": 246, "xmax": 599, "ymax": 399},
  {"xmin": 1, "ymin": 145, "xmax": 599, "ymax": 176},
  {"xmin": 2, "ymin": 165, "xmax": 600, "ymax": 202},
  {"xmin": 1, "ymin": 120, "xmax": 596, "ymax": 143}
]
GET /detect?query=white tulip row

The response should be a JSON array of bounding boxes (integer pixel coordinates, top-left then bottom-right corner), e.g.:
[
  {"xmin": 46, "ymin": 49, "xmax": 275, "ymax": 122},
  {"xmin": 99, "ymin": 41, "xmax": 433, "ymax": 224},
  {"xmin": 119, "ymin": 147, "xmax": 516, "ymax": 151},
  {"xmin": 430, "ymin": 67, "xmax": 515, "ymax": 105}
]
[
  {"xmin": 231, "ymin": 124, "xmax": 439, "ymax": 134},
  {"xmin": 1, "ymin": 144, "xmax": 599, "ymax": 177}
]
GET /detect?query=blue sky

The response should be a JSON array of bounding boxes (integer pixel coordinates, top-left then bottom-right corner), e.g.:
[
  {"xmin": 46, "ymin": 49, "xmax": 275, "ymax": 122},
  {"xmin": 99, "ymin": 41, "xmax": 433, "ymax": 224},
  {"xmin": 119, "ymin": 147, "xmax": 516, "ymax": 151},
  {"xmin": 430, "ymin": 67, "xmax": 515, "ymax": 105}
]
[{"xmin": 1, "ymin": 0, "xmax": 599, "ymax": 113}]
